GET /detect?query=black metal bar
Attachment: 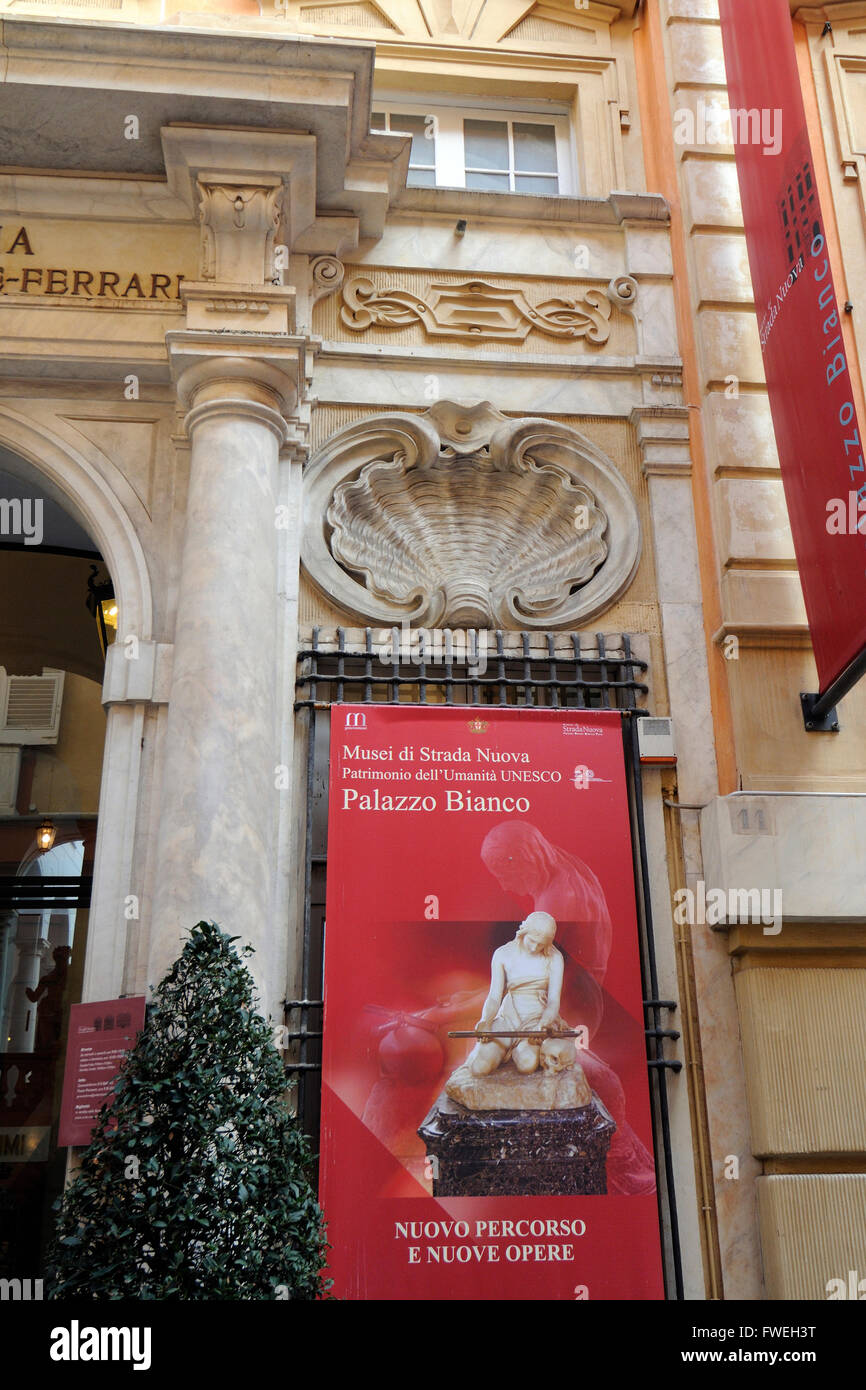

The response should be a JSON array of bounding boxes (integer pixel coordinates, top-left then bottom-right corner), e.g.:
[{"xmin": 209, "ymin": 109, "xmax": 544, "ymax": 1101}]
[
  {"xmin": 470, "ymin": 630, "xmax": 480, "ymax": 705},
  {"xmin": 626, "ymin": 714, "xmax": 684, "ymax": 1300},
  {"xmin": 623, "ymin": 635, "xmax": 637, "ymax": 711},
  {"xmin": 297, "ymin": 626, "xmax": 319, "ymax": 1128},
  {"xmin": 572, "ymin": 633, "xmax": 584, "ymax": 709},
  {"xmin": 801, "ymin": 643, "xmax": 866, "ymax": 729},
  {"xmin": 547, "ymin": 632, "xmax": 559, "ymax": 709},
  {"xmin": 596, "ymin": 632, "xmax": 609, "ymax": 711},
  {"xmin": 521, "ymin": 631, "xmax": 533, "ymax": 707},
  {"xmin": 390, "ymin": 627, "xmax": 400, "ymax": 704},
  {"xmin": 295, "ymin": 646, "xmax": 648, "ymax": 677},
  {"xmin": 295, "ymin": 656, "xmax": 647, "ymax": 697},
  {"xmin": 418, "ymin": 629, "xmax": 427, "ymax": 705},
  {"xmin": 496, "ymin": 630, "xmax": 506, "ymax": 705},
  {"xmin": 297, "ymin": 669, "xmax": 648, "ymax": 691},
  {"xmin": 294, "ymin": 671, "xmax": 649, "ymax": 706},
  {"xmin": 364, "ymin": 627, "xmax": 373, "ymax": 702},
  {"xmin": 0, "ymin": 875, "xmax": 93, "ymax": 909},
  {"xmin": 336, "ymin": 627, "xmax": 345, "ymax": 705}
]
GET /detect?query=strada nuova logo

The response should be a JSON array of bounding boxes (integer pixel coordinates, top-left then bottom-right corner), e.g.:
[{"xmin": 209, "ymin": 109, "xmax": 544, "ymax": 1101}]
[{"xmin": 49, "ymin": 1320, "xmax": 151, "ymax": 1371}]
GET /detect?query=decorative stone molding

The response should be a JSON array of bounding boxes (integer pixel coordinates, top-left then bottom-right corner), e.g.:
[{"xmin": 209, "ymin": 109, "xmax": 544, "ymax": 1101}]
[
  {"xmin": 167, "ymin": 330, "xmax": 305, "ymax": 446},
  {"xmin": 204, "ymin": 299, "xmax": 271, "ymax": 314},
  {"xmin": 180, "ymin": 282, "xmax": 297, "ymax": 335},
  {"xmin": 311, "ymin": 256, "xmax": 345, "ymax": 304},
  {"xmin": 339, "ymin": 275, "xmax": 637, "ymax": 345},
  {"xmin": 197, "ymin": 177, "xmax": 284, "ymax": 285},
  {"xmin": 608, "ymin": 274, "xmax": 639, "ymax": 309},
  {"xmin": 303, "ymin": 400, "xmax": 641, "ymax": 628},
  {"xmin": 630, "ymin": 406, "xmax": 692, "ymax": 477},
  {"xmin": 102, "ymin": 641, "xmax": 174, "ymax": 708}
]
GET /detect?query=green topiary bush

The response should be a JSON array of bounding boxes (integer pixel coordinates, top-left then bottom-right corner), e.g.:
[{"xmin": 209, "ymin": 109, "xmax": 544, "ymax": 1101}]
[{"xmin": 47, "ymin": 920, "xmax": 328, "ymax": 1300}]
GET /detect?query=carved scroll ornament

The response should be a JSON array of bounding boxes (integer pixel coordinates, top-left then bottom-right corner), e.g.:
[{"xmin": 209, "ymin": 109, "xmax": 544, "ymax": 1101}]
[
  {"xmin": 302, "ymin": 401, "xmax": 641, "ymax": 629},
  {"xmin": 339, "ymin": 275, "xmax": 638, "ymax": 345}
]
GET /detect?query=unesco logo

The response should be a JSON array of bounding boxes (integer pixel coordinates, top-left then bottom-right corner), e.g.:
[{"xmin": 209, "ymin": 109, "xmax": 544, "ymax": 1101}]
[{"xmin": 344, "ymin": 711, "xmax": 367, "ymax": 730}]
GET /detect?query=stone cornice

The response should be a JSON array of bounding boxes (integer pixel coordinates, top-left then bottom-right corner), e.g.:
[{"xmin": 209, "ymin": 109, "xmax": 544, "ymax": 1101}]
[
  {"xmin": 792, "ymin": 3, "xmax": 866, "ymax": 21},
  {"xmin": 0, "ymin": 15, "xmax": 408, "ymax": 240},
  {"xmin": 391, "ymin": 186, "xmax": 670, "ymax": 226}
]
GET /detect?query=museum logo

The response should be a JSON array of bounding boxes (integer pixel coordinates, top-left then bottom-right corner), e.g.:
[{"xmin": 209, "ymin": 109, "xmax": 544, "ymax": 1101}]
[{"xmin": 344, "ymin": 711, "xmax": 367, "ymax": 730}]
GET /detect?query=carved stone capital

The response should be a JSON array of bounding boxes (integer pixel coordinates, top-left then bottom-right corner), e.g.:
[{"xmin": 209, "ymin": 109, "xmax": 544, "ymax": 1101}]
[
  {"xmin": 303, "ymin": 401, "xmax": 641, "ymax": 629},
  {"xmin": 167, "ymin": 330, "xmax": 305, "ymax": 445},
  {"xmin": 197, "ymin": 176, "xmax": 284, "ymax": 285}
]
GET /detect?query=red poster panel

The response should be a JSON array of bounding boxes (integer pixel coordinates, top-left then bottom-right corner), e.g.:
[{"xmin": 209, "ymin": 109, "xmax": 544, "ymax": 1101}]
[
  {"xmin": 59, "ymin": 996, "xmax": 145, "ymax": 1146},
  {"xmin": 719, "ymin": 0, "xmax": 866, "ymax": 693},
  {"xmin": 319, "ymin": 705, "xmax": 664, "ymax": 1301}
]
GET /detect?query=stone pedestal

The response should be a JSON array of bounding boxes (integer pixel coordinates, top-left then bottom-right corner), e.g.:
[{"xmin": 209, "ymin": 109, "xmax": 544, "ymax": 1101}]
[{"xmin": 418, "ymin": 1092, "xmax": 616, "ymax": 1198}]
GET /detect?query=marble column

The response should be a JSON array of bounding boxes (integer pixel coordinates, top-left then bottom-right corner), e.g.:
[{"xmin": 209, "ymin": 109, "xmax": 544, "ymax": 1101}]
[{"xmin": 150, "ymin": 342, "xmax": 300, "ymax": 1008}]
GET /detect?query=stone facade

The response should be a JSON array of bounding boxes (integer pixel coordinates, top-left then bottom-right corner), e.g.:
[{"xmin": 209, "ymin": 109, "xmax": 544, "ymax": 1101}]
[{"xmin": 0, "ymin": 0, "xmax": 865, "ymax": 1301}]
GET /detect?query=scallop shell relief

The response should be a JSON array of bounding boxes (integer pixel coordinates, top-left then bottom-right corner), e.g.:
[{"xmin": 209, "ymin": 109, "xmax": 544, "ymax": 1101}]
[{"xmin": 326, "ymin": 435, "xmax": 608, "ymax": 629}]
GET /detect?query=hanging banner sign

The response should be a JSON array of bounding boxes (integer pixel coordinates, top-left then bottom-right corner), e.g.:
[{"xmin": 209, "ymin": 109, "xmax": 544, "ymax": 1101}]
[
  {"xmin": 719, "ymin": 0, "xmax": 866, "ymax": 695},
  {"xmin": 319, "ymin": 705, "xmax": 664, "ymax": 1300},
  {"xmin": 59, "ymin": 997, "xmax": 146, "ymax": 1147}
]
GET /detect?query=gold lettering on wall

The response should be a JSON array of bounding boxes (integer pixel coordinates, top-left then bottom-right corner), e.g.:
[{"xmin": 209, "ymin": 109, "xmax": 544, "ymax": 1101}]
[{"xmin": 0, "ymin": 225, "xmax": 185, "ymax": 301}]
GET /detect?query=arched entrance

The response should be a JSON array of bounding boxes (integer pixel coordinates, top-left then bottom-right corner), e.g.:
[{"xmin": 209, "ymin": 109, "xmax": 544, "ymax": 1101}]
[{"xmin": 0, "ymin": 439, "xmax": 123, "ymax": 1279}]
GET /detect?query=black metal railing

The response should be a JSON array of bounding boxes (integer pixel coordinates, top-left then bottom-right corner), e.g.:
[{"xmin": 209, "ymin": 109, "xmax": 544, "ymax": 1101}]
[{"xmin": 0, "ymin": 876, "xmax": 93, "ymax": 910}]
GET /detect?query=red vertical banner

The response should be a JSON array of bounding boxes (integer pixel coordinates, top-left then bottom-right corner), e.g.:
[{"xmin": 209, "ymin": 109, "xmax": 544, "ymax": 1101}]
[
  {"xmin": 719, "ymin": 0, "xmax": 866, "ymax": 694},
  {"xmin": 319, "ymin": 705, "xmax": 664, "ymax": 1300}
]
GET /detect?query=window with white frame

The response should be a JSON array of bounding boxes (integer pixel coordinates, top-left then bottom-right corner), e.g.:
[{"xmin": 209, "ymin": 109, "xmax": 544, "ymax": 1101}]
[{"xmin": 371, "ymin": 102, "xmax": 575, "ymax": 194}]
